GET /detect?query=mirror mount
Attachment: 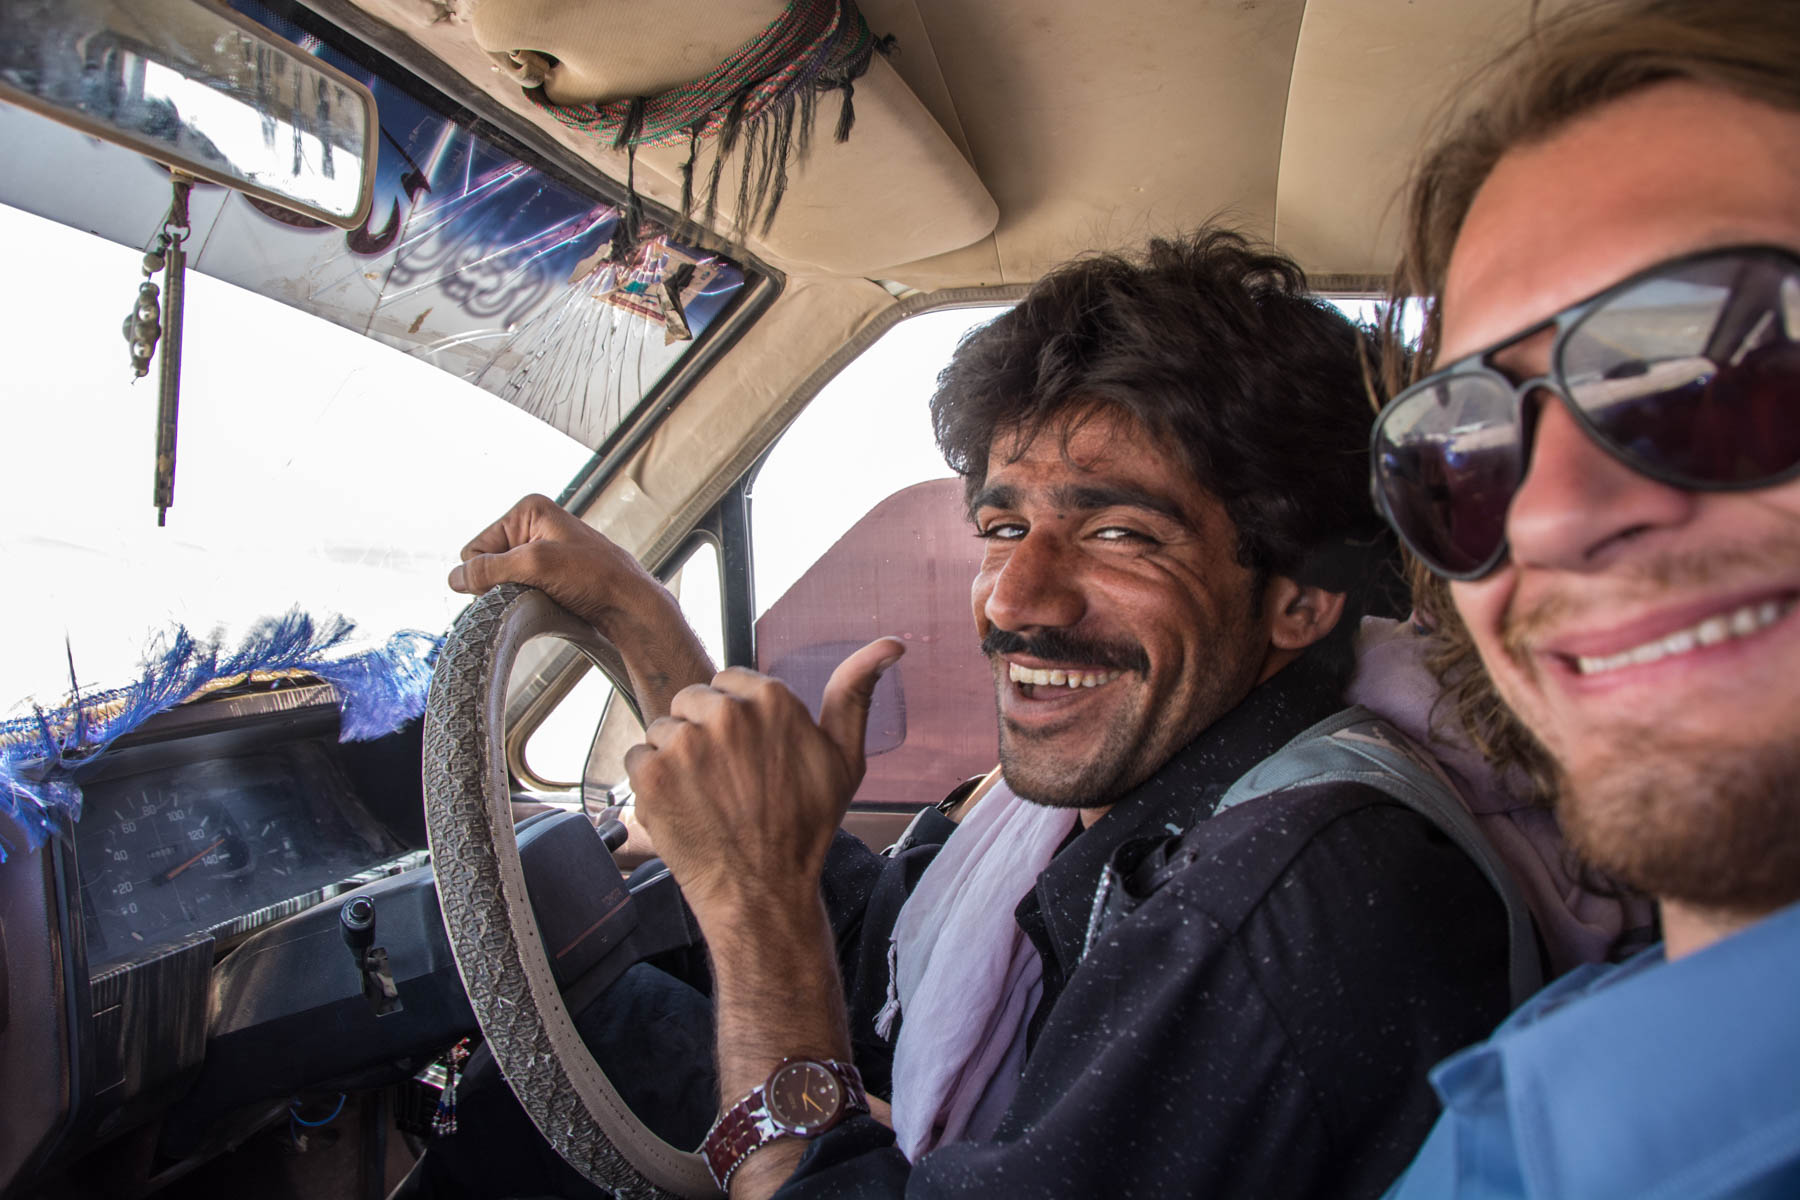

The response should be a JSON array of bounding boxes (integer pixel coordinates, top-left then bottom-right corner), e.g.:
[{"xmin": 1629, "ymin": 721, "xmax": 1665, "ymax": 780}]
[{"xmin": 149, "ymin": 173, "xmax": 190, "ymax": 526}]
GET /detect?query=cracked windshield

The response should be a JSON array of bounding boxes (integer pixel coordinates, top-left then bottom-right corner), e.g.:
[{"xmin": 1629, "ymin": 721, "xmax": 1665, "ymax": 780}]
[
  {"xmin": 0, "ymin": 195, "xmax": 594, "ymax": 711},
  {"xmin": 1, "ymin": 166, "xmax": 742, "ymax": 721},
  {"xmin": 0, "ymin": 1, "xmax": 749, "ymax": 723}
]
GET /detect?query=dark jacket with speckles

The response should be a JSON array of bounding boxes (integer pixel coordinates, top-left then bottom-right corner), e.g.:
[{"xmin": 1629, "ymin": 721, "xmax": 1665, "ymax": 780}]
[{"xmin": 784, "ymin": 651, "xmax": 1513, "ymax": 1199}]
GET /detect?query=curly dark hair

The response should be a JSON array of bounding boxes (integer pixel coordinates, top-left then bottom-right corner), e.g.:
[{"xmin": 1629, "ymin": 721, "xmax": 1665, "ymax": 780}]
[
  {"xmin": 1378, "ymin": 0, "xmax": 1800, "ymax": 797},
  {"xmin": 930, "ymin": 229, "xmax": 1386, "ymax": 635}
]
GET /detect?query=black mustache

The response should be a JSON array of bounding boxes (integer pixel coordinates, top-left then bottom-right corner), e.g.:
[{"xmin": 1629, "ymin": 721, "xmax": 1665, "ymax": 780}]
[{"xmin": 980, "ymin": 628, "xmax": 1150, "ymax": 676}]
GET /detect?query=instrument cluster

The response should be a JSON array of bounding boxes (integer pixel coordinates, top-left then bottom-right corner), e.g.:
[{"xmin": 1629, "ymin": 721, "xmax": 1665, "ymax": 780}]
[{"xmin": 75, "ymin": 741, "xmax": 401, "ymax": 971}]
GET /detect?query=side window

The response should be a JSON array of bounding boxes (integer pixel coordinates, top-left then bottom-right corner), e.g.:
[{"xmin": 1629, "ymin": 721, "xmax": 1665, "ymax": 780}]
[
  {"xmin": 520, "ymin": 539, "xmax": 726, "ymax": 790},
  {"xmin": 750, "ymin": 306, "xmax": 1011, "ymax": 810}
]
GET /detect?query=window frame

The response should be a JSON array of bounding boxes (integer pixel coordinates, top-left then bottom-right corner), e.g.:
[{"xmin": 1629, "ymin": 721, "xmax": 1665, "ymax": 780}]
[
  {"xmin": 506, "ymin": 523, "xmax": 738, "ymax": 793},
  {"xmin": 500, "ymin": 293, "xmax": 1024, "ymax": 786}
]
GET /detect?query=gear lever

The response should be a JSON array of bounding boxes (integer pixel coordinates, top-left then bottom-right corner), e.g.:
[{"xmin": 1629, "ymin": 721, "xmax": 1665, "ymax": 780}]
[{"xmin": 340, "ymin": 894, "xmax": 404, "ymax": 1017}]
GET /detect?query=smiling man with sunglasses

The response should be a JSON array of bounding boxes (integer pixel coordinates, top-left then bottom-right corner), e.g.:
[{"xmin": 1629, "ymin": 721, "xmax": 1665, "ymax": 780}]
[{"xmin": 1371, "ymin": 1, "xmax": 1800, "ymax": 1195}]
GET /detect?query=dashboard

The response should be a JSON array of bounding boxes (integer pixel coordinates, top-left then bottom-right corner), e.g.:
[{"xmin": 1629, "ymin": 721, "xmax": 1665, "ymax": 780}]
[
  {"xmin": 0, "ymin": 680, "xmax": 436, "ymax": 1190},
  {"xmin": 1, "ymin": 673, "xmax": 672, "ymax": 1199},
  {"xmin": 75, "ymin": 740, "xmax": 404, "ymax": 973}
]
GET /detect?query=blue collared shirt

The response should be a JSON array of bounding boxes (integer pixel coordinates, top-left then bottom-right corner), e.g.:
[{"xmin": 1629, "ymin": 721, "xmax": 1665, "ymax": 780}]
[{"xmin": 1386, "ymin": 898, "xmax": 1800, "ymax": 1199}]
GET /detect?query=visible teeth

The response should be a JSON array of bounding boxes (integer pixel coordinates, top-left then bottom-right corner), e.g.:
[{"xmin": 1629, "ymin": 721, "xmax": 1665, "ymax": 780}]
[
  {"xmin": 1574, "ymin": 598, "xmax": 1795, "ymax": 675},
  {"xmin": 1007, "ymin": 662, "xmax": 1124, "ymax": 689}
]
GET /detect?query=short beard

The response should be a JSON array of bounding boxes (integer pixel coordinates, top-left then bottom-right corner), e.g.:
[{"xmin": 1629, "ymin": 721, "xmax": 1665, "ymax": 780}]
[
  {"xmin": 1558, "ymin": 724, "xmax": 1800, "ymax": 915},
  {"xmin": 983, "ymin": 629, "xmax": 1261, "ymax": 810},
  {"xmin": 1499, "ymin": 531, "xmax": 1800, "ymax": 913},
  {"xmin": 997, "ymin": 716, "xmax": 1139, "ymax": 808}
]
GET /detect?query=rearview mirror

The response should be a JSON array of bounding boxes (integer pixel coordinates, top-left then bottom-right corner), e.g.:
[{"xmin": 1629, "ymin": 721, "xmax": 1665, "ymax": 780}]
[{"xmin": 0, "ymin": 0, "xmax": 376, "ymax": 228}]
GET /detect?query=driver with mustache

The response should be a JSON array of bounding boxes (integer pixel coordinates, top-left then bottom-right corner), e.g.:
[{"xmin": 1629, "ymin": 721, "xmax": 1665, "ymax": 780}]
[{"xmin": 448, "ymin": 230, "xmax": 1514, "ymax": 1198}]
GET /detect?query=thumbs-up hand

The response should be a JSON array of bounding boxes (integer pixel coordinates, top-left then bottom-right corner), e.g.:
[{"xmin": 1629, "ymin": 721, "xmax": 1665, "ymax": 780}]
[{"xmin": 624, "ymin": 638, "xmax": 905, "ymax": 918}]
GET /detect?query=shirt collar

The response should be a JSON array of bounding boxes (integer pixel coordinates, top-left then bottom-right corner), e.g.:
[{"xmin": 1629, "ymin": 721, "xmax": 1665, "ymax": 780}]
[{"xmin": 1432, "ymin": 897, "xmax": 1800, "ymax": 1199}]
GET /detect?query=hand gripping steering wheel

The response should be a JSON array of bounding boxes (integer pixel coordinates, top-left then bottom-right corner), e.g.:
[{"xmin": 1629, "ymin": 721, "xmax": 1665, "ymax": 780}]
[{"xmin": 422, "ymin": 583, "xmax": 722, "ymax": 1199}]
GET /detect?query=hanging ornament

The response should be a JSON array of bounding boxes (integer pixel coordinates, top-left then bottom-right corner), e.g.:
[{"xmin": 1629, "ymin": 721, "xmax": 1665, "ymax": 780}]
[{"xmin": 122, "ymin": 244, "xmax": 167, "ymax": 378}]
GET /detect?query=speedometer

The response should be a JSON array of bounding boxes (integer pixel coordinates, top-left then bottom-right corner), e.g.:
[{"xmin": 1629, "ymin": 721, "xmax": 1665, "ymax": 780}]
[
  {"xmin": 74, "ymin": 743, "xmax": 401, "ymax": 971},
  {"xmin": 81, "ymin": 786, "xmax": 252, "ymax": 956}
]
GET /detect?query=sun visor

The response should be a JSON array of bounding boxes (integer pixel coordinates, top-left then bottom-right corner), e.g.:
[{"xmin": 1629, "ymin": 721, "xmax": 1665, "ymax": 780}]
[
  {"xmin": 1273, "ymin": 0, "xmax": 1545, "ymax": 282},
  {"xmin": 469, "ymin": 0, "xmax": 998, "ymax": 275}
]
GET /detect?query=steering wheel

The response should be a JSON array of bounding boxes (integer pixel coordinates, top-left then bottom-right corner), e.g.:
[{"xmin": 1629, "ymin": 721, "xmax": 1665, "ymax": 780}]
[{"xmin": 422, "ymin": 583, "xmax": 722, "ymax": 1199}]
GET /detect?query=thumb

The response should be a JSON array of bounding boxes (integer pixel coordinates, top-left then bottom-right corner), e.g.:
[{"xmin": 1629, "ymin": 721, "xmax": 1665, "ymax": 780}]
[
  {"xmin": 818, "ymin": 637, "xmax": 905, "ymax": 777},
  {"xmin": 448, "ymin": 547, "xmax": 528, "ymax": 595}
]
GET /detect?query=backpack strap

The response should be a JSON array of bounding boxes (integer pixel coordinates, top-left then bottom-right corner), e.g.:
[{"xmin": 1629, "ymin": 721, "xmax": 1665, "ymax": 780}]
[{"xmin": 1215, "ymin": 706, "xmax": 1544, "ymax": 1006}]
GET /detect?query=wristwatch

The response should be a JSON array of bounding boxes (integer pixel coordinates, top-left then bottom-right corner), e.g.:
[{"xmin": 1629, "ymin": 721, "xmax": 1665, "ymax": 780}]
[{"xmin": 701, "ymin": 1057, "xmax": 869, "ymax": 1191}]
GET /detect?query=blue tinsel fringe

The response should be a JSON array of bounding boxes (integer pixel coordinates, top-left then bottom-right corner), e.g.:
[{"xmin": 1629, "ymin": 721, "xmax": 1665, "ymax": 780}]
[{"xmin": 0, "ymin": 612, "xmax": 441, "ymax": 860}]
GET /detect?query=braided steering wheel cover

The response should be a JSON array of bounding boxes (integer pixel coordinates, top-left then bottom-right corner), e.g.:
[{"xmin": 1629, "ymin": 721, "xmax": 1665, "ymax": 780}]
[{"xmin": 423, "ymin": 583, "xmax": 720, "ymax": 1199}]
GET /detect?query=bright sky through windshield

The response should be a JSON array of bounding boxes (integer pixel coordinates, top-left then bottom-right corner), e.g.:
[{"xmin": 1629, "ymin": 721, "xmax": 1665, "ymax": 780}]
[
  {"xmin": 750, "ymin": 306, "xmax": 1008, "ymax": 616},
  {"xmin": 0, "ymin": 203, "xmax": 592, "ymax": 712}
]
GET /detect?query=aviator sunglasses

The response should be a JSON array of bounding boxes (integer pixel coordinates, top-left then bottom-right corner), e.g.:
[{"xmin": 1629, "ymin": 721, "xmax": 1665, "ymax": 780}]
[{"xmin": 1370, "ymin": 245, "xmax": 1800, "ymax": 580}]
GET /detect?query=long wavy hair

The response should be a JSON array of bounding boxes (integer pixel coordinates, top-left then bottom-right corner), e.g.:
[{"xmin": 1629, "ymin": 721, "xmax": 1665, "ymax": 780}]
[{"xmin": 1376, "ymin": 0, "xmax": 1800, "ymax": 799}]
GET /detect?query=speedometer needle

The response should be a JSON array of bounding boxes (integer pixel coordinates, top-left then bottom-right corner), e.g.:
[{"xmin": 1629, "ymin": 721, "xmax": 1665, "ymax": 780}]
[{"xmin": 159, "ymin": 836, "xmax": 224, "ymax": 883}]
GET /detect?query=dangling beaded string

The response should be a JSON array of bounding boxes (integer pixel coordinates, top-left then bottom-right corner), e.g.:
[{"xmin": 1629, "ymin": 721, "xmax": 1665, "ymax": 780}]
[
  {"xmin": 431, "ymin": 1039, "xmax": 471, "ymax": 1136},
  {"xmin": 123, "ymin": 241, "xmax": 165, "ymax": 379}
]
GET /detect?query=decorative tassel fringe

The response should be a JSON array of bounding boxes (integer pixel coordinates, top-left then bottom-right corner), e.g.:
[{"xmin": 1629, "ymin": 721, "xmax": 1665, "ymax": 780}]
[
  {"xmin": 611, "ymin": 147, "xmax": 644, "ymax": 263},
  {"xmin": 0, "ymin": 613, "xmax": 441, "ymax": 860},
  {"xmin": 874, "ymin": 936, "xmax": 902, "ymax": 1041},
  {"xmin": 524, "ymin": 0, "xmax": 893, "ymax": 253}
]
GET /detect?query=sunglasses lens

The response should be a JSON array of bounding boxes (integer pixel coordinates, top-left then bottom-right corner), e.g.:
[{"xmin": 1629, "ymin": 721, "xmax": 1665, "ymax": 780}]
[
  {"xmin": 1375, "ymin": 374, "xmax": 1523, "ymax": 576},
  {"xmin": 1562, "ymin": 256, "xmax": 1800, "ymax": 487}
]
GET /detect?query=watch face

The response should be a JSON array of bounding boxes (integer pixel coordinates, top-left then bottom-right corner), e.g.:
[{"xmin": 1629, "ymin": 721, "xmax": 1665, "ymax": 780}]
[{"xmin": 764, "ymin": 1060, "xmax": 844, "ymax": 1135}]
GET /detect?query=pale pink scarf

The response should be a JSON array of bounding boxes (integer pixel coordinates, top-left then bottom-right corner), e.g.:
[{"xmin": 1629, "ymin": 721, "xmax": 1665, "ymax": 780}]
[
  {"xmin": 874, "ymin": 772, "xmax": 1078, "ymax": 1160},
  {"xmin": 1348, "ymin": 617, "xmax": 1657, "ymax": 974}
]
